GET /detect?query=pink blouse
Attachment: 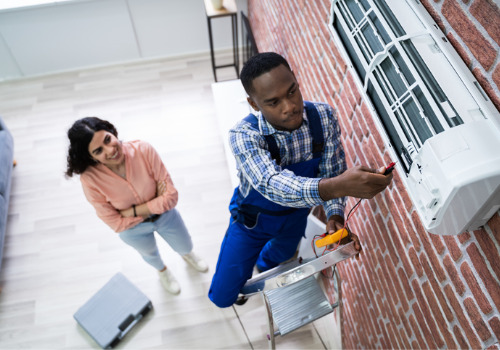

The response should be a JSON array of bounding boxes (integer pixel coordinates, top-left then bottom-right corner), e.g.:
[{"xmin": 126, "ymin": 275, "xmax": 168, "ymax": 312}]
[{"xmin": 80, "ymin": 140, "xmax": 178, "ymax": 233}]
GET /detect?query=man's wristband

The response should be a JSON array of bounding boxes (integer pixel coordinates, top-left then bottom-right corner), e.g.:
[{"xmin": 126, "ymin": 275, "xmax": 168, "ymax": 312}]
[{"xmin": 132, "ymin": 204, "xmax": 137, "ymax": 217}]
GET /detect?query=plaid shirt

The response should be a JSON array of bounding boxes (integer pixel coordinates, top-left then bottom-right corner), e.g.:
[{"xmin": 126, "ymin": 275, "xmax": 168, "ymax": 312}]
[{"xmin": 229, "ymin": 101, "xmax": 346, "ymax": 219}]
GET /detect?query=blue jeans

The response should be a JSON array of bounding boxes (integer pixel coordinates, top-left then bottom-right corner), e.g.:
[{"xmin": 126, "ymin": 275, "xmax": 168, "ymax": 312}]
[{"xmin": 119, "ymin": 209, "xmax": 193, "ymax": 270}]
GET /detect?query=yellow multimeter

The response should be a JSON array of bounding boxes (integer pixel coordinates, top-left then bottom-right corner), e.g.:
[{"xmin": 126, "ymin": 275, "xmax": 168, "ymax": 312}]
[{"xmin": 315, "ymin": 228, "xmax": 349, "ymax": 248}]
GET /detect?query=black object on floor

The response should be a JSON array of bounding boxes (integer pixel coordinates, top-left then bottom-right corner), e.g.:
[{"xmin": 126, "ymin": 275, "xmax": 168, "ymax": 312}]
[{"xmin": 73, "ymin": 273, "xmax": 152, "ymax": 349}]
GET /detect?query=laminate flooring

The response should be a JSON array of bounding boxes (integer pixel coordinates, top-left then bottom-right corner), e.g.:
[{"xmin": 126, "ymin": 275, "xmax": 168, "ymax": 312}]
[{"xmin": 0, "ymin": 53, "xmax": 332, "ymax": 349}]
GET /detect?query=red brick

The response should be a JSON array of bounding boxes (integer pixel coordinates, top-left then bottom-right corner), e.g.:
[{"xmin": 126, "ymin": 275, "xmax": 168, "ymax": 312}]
[
  {"xmin": 443, "ymin": 254, "xmax": 466, "ymax": 295},
  {"xmin": 442, "ymin": 235, "xmax": 463, "ymax": 261},
  {"xmin": 378, "ymin": 320, "xmax": 390, "ymax": 349},
  {"xmin": 473, "ymin": 227, "xmax": 500, "ymax": 280},
  {"xmin": 336, "ymin": 65, "xmax": 346, "ymax": 82},
  {"xmin": 323, "ymin": 59, "xmax": 341, "ymax": 93},
  {"xmin": 346, "ymin": 71, "xmax": 362, "ymax": 105},
  {"xmin": 463, "ymin": 297, "xmax": 492, "ymax": 341},
  {"xmin": 409, "ymin": 247, "xmax": 424, "ymax": 277},
  {"xmin": 422, "ymin": 281, "xmax": 458, "ymax": 349},
  {"xmin": 397, "ymin": 306, "xmax": 411, "ymax": 333},
  {"xmin": 357, "ymin": 112, "xmax": 370, "ymax": 139},
  {"xmin": 493, "ymin": 64, "xmax": 500, "ymax": 91},
  {"xmin": 472, "ymin": 67, "xmax": 500, "ymax": 113},
  {"xmin": 444, "ymin": 284, "xmax": 482, "ymax": 349},
  {"xmin": 378, "ymin": 275, "xmax": 401, "ymax": 323},
  {"xmin": 352, "ymin": 109, "xmax": 364, "ymax": 141},
  {"xmin": 461, "ymin": 262, "xmax": 494, "ymax": 314},
  {"xmin": 369, "ymin": 306, "xmax": 382, "ymax": 335},
  {"xmin": 361, "ymin": 102, "xmax": 385, "ymax": 147},
  {"xmin": 427, "ymin": 275, "xmax": 455, "ymax": 323},
  {"xmin": 428, "ymin": 232, "xmax": 445, "ymax": 255},
  {"xmin": 410, "ymin": 211, "xmax": 425, "ymax": 252},
  {"xmin": 412, "ymin": 280, "xmax": 446, "ymax": 348},
  {"xmin": 442, "ymin": 0, "xmax": 497, "ymax": 70},
  {"xmin": 392, "ymin": 167, "xmax": 408, "ymax": 197},
  {"xmin": 368, "ymin": 191, "xmax": 378, "ymax": 213},
  {"xmin": 411, "ymin": 301, "xmax": 438, "ymax": 349},
  {"xmin": 409, "ymin": 314, "xmax": 428, "ymax": 349},
  {"xmin": 374, "ymin": 195, "xmax": 389, "ymax": 219},
  {"xmin": 398, "ymin": 327, "xmax": 411, "ymax": 349},
  {"xmin": 367, "ymin": 138, "xmax": 385, "ymax": 170},
  {"xmin": 420, "ymin": 253, "xmax": 442, "ymax": 287},
  {"xmin": 340, "ymin": 91, "xmax": 355, "ymax": 119},
  {"xmin": 446, "ymin": 32, "xmax": 473, "ymax": 68},
  {"xmin": 453, "ymin": 324, "xmax": 471, "ymax": 349},
  {"xmin": 420, "ymin": 0, "xmax": 447, "ymax": 32},
  {"xmin": 389, "ymin": 321, "xmax": 403, "ymax": 349},
  {"xmin": 384, "ymin": 255, "xmax": 409, "ymax": 311},
  {"xmin": 353, "ymin": 136, "xmax": 368, "ymax": 165},
  {"xmin": 489, "ymin": 317, "xmax": 500, "ymax": 341},
  {"xmin": 457, "ymin": 230, "xmax": 472, "ymax": 244},
  {"xmin": 386, "ymin": 194, "xmax": 410, "ymax": 248},
  {"xmin": 486, "ymin": 345, "xmax": 500, "ymax": 350},
  {"xmin": 470, "ymin": 0, "xmax": 500, "ymax": 46},
  {"xmin": 467, "ymin": 243, "xmax": 500, "ymax": 311},
  {"xmin": 357, "ymin": 301, "xmax": 377, "ymax": 341},
  {"xmin": 420, "ymin": 233, "xmax": 447, "ymax": 282},
  {"xmin": 385, "ymin": 216, "xmax": 406, "ymax": 267},
  {"xmin": 344, "ymin": 80, "xmax": 357, "ymax": 112},
  {"xmin": 487, "ymin": 212, "xmax": 500, "ymax": 244}
]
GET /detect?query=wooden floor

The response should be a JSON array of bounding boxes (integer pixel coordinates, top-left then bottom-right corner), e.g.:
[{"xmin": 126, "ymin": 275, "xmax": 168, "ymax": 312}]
[{"xmin": 0, "ymin": 53, "xmax": 334, "ymax": 349}]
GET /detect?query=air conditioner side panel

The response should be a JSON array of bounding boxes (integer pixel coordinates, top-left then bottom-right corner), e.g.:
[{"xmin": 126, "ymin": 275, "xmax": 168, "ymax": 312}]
[{"xmin": 407, "ymin": 120, "xmax": 500, "ymax": 235}]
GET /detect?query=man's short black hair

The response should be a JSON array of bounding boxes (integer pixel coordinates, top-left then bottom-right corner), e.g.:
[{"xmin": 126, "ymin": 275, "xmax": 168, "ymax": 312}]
[{"xmin": 240, "ymin": 52, "xmax": 291, "ymax": 95}]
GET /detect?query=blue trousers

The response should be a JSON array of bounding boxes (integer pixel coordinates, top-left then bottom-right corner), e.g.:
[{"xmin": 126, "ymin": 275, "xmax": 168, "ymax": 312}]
[
  {"xmin": 208, "ymin": 211, "xmax": 308, "ymax": 308},
  {"xmin": 119, "ymin": 208, "xmax": 193, "ymax": 270}
]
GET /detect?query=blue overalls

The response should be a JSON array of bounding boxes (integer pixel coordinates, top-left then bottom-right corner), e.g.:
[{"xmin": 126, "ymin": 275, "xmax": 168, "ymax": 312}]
[{"xmin": 208, "ymin": 102, "xmax": 325, "ymax": 308}]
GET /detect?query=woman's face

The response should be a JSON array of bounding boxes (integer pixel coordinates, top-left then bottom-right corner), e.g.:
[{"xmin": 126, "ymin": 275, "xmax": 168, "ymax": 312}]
[{"xmin": 88, "ymin": 130, "xmax": 124, "ymax": 166}]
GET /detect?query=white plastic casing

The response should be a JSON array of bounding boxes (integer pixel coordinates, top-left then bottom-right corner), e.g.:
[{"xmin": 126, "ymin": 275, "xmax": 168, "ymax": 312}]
[{"xmin": 406, "ymin": 120, "xmax": 500, "ymax": 235}]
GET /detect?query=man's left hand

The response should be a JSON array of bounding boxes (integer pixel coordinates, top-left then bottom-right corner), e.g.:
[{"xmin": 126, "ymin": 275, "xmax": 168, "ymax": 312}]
[{"xmin": 326, "ymin": 215, "xmax": 362, "ymax": 257}]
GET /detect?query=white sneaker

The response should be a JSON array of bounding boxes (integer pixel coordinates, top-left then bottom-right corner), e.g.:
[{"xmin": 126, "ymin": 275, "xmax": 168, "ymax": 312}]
[
  {"xmin": 158, "ymin": 269, "xmax": 181, "ymax": 295},
  {"xmin": 182, "ymin": 251, "xmax": 209, "ymax": 273}
]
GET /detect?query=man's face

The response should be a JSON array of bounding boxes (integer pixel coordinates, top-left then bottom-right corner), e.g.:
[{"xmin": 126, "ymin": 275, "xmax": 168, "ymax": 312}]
[{"xmin": 247, "ymin": 64, "xmax": 304, "ymax": 131}]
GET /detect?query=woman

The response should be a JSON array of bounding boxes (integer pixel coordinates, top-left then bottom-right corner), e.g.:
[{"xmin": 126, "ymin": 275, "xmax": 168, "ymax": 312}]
[{"xmin": 65, "ymin": 117, "xmax": 207, "ymax": 295}]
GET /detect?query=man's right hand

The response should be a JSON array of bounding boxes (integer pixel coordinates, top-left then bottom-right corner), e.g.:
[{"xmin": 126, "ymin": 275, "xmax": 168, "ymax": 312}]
[{"xmin": 319, "ymin": 165, "xmax": 393, "ymax": 200}]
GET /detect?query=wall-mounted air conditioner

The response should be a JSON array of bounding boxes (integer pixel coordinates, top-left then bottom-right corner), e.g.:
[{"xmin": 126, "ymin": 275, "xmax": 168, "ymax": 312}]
[{"xmin": 329, "ymin": 0, "xmax": 500, "ymax": 235}]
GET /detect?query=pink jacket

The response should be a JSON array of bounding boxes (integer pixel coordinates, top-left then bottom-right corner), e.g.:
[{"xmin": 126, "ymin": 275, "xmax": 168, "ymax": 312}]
[{"xmin": 80, "ymin": 140, "xmax": 178, "ymax": 232}]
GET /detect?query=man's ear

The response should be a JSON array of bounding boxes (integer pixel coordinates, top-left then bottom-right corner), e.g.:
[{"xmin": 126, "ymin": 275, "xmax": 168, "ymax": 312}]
[{"xmin": 247, "ymin": 97, "xmax": 260, "ymax": 112}]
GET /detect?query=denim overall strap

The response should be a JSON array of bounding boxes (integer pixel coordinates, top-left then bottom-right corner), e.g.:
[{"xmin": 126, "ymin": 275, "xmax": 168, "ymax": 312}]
[
  {"xmin": 242, "ymin": 114, "xmax": 281, "ymax": 164},
  {"xmin": 304, "ymin": 101, "xmax": 325, "ymax": 158}
]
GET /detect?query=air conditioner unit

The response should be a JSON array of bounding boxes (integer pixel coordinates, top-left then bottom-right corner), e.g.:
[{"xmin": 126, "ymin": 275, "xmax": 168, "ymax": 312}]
[{"xmin": 329, "ymin": 0, "xmax": 500, "ymax": 235}]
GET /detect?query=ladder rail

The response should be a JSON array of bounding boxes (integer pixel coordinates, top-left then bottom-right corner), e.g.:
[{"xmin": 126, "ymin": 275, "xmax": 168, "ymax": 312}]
[{"xmin": 241, "ymin": 241, "xmax": 358, "ymax": 297}]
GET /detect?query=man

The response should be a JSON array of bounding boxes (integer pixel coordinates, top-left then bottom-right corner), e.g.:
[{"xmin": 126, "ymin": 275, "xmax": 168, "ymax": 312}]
[{"xmin": 209, "ymin": 52, "xmax": 392, "ymax": 307}]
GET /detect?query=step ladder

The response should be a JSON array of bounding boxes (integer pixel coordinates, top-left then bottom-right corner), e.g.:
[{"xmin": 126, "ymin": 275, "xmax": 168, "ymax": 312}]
[{"xmin": 241, "ymin": 242, "xmax": 358, "ymax": 349}]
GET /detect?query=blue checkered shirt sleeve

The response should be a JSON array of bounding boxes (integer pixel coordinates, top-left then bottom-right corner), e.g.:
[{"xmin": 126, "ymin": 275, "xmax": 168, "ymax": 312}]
[{"xmin": 229, "ymin": 102, "xmax": 346, "ymax": 219}]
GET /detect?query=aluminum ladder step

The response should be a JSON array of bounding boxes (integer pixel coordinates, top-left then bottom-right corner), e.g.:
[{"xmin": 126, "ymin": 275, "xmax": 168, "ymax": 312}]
[{"xmin": 264, "ymin": 275, "xmax": 332, "ymax": 336}]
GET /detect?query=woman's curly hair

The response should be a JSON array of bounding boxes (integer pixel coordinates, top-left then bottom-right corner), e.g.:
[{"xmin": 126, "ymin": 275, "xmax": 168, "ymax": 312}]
[{"xmin": 65, "ymin": 117, "xmax": 118, "ymax": 177}]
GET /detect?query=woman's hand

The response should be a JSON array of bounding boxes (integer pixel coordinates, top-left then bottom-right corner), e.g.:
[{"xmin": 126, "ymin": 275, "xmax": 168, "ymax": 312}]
[
  {"xmin": 120, "ymin": 207, "xmax": 135, "ymax": 218},
  {"xmin": 156, "ymin": 180, "xmax": 167, "ymax": 196}
]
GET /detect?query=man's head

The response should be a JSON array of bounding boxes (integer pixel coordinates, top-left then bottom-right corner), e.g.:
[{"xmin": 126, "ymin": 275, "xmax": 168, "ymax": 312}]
[{"xmin": 240, "ymin": 52, "xmax": 304, "ymax": 131}]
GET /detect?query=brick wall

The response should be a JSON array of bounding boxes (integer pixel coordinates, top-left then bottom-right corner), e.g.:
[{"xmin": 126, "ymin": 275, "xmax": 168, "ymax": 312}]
[{"xmin": 247, "ymin": 0, "xmax": 500, "ymax": 348}]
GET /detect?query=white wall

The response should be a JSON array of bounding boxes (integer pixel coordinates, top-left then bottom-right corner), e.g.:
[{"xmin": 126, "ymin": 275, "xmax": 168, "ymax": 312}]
[{"xmin": 0, "ymin": 0, "xmax": 247, "ymax": 81}]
